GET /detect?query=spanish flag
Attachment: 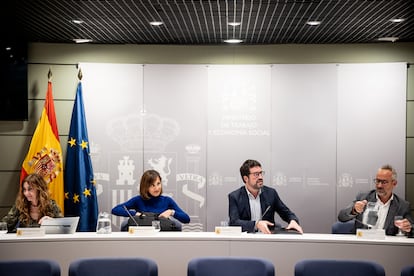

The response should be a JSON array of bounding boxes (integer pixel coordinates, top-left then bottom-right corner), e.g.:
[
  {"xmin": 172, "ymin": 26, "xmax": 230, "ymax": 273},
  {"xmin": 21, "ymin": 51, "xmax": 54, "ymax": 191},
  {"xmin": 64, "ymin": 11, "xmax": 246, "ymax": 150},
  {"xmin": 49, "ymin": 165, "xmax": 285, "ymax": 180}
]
[{"xmin": 20, "ymin": 77, "xmax": 64, "ymax": 213}]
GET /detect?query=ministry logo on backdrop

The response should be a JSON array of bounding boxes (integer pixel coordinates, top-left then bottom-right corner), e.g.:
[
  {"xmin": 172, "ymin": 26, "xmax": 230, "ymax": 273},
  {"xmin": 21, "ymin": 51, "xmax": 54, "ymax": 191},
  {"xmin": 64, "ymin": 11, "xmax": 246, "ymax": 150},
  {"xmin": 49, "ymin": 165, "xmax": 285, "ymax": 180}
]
[
  {"xmin": 148, "ymin": 155, "xmax": 172, "ymax": 186},
  {"xmin": 338, "ymin": 173, "xmax": 354, "ymax": 188},
  {"xmin": 106, "ymin": 113, "xmax": 180, "ymax": 152},
  {"xmin": 104, "ymin": 112, "xmax": 205, "ymax": 230}
]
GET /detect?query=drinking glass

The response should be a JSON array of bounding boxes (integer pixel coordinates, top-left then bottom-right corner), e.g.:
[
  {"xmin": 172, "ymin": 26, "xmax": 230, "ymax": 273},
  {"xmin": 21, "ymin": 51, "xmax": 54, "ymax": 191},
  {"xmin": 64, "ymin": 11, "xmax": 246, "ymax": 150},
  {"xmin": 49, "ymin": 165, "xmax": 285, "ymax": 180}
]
[
  {"xmin": 152, "ymin": 220, "xmax": 161, "ymax": 232},
  {"xmin": 220, "ymin": 220, "xmax": 229, "ymax": 227},
  {"xmin": 0, "ymin": 222, "xmax": 7, "ymax": 234},
  {"xmin": 96, "ymin": 212, "xmax": 112, "ymax": 234},
  {"xmin": 394, "ymin": 215, "xmax": 405, "ymax": 236}
]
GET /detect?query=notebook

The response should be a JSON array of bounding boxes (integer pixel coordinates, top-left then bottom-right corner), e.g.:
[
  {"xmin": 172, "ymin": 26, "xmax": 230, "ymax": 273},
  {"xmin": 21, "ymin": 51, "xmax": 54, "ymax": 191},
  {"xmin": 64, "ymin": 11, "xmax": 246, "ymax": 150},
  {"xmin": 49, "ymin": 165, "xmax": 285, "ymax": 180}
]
[{"xmin": 40, "ymin": 217, "xmax": 80, "ymax": 234}]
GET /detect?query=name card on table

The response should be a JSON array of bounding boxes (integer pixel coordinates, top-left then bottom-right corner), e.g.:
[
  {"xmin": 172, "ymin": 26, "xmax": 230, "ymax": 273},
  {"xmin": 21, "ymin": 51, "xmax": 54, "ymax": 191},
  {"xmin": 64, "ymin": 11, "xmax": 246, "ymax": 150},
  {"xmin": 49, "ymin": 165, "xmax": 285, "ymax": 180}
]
[
  {"xmin": 356, "ymin": 229, "xmax": 385, "ymax": 240},
  {"xmin": 128, "ymin": 226, "xmax": 158, "ymax": 235},
  {"xmin": 16, "ymin": 227, "xmax": 45, "ymax": 237},
  {"xmin": 215, "ymin": 226, "xmax": 242, "ymax": 235}
]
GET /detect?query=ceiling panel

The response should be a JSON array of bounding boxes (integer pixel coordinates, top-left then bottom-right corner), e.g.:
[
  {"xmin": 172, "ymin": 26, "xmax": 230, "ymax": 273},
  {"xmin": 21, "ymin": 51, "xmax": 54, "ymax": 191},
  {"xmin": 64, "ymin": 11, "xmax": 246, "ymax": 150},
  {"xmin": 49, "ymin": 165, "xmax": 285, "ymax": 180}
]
[{"xmin": 1, "ymin": 0, "xmax": 413, "ymax": 45}]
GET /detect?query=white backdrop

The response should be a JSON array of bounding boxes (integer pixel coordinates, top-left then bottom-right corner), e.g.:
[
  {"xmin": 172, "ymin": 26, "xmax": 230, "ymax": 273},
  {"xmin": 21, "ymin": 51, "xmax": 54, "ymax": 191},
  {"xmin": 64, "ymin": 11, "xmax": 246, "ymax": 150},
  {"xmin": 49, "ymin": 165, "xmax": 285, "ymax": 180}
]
[{"xmin": 80, "ymin": 62, "xmax": 406, "ymax": 233}]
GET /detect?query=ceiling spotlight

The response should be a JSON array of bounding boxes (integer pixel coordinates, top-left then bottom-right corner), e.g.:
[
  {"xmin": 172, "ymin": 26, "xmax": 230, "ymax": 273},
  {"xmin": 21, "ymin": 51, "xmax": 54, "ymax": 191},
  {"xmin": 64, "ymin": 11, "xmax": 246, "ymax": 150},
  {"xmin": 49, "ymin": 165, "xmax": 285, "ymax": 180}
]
[
  {"xmin": 306, "ymin": 21, "xmax": 321, "ymax": 26},
  {"xmin": 73, "ymin": 38, "xmax": 93, "ymax": 43},
  {"xmin": 224, "ymin": 39, "xmax": 243, "ymax": 44},
  {"xmin": 389, "ymin": 18, "xmax": 405, "ymax": 23},
  {"xmin": 377, "ymin": 36, "xmax": 399, "ymax": 42},
  {"xmin": 228, "ymin": 22, "xmax": 241, "ymax": 27},
  {"xmin": 71, "ymin": 19, "xmax": 84, "ymax": 24},
  {"xmin": 150, "ymin": 21, "xmax": 164, "ymax": 26}
]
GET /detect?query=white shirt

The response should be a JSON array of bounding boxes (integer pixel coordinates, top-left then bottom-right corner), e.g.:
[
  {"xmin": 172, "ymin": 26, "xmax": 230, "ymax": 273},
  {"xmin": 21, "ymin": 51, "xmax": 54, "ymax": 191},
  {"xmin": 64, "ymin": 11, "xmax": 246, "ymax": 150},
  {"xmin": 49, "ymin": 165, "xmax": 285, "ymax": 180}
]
[
  {"xmin": 375, "ymin": 193, "xmax": 392, "ymax": 230},
  {"xmin": 246, "ymin": 187, "xmax": 262, "ymax": 222}
]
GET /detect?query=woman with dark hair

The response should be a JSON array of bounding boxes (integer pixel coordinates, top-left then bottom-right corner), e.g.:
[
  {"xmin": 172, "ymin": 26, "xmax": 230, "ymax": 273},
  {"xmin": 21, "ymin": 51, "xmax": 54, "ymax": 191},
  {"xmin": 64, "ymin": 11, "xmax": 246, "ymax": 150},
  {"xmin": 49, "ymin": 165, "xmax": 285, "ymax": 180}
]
[
  {"xmin": 112, "ymin": 170, "xmax": 190, "ymax": 229},
  {"xmin": 1, "ymin": 173, "xmax": 62, "ymax": 233}
]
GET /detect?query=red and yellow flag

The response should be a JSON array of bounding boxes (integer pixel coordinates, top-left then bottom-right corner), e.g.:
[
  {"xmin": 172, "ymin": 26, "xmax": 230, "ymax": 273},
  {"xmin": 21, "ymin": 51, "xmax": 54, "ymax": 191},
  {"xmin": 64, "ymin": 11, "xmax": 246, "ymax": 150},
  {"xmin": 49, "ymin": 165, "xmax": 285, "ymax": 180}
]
[{"xmin": 20, "ymin": 81, "xmax": 64, "ymax": 213}]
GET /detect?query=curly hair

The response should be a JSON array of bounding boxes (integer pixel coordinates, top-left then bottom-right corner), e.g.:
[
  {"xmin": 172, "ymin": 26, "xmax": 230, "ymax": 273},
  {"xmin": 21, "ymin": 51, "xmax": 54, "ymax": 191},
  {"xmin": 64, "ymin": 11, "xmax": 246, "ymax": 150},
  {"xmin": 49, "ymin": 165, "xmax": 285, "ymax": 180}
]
[{"xmin": 16, "ymin": 174, "xmax": 57, "ymax": 225}]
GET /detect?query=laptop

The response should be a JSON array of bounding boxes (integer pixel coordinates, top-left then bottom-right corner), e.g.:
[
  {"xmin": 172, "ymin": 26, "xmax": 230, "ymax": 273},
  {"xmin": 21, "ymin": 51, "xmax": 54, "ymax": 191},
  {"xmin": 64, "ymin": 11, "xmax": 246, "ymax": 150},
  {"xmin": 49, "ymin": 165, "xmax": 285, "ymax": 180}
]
[{"xmin": 40, "ymin": 217, "xmax": 80, "ymax": 234}]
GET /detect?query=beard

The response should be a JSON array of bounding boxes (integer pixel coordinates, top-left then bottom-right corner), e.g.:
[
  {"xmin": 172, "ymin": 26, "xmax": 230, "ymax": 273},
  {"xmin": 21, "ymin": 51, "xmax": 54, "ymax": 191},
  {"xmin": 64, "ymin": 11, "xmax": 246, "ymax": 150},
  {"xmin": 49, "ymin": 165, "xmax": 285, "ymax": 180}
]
[
  {"xmin": 251, "ymin": 179, "xmax": 264, "ymax": 189},
  {"xmin": 376, "ymin": 188, "xmax": 387, "ymax": 197}
]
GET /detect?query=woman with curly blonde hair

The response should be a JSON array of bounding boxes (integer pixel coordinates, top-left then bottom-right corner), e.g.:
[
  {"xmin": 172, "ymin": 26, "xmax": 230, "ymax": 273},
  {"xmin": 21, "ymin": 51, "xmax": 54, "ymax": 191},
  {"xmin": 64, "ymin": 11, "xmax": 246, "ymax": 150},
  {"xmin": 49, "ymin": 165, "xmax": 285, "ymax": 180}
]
[{"xmin": 2, "ymin": 173, "xmax": 62, "ymax": 233}]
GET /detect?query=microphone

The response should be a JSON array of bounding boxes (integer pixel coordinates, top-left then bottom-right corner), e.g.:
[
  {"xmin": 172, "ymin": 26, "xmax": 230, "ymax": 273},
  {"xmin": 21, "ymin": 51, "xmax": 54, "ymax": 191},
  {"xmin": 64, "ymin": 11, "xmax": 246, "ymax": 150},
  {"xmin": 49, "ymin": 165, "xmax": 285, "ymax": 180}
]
[
  {"xmin": 123, "ymin": 205, "xmax": 139, "ymax": 226},
  {"xmin": 261, "ymin": 206, "xmax": 271, "ymax": 220},
  {"xmin": 353, "ymin": 217, "xmax": 374, "ymax": 229}
]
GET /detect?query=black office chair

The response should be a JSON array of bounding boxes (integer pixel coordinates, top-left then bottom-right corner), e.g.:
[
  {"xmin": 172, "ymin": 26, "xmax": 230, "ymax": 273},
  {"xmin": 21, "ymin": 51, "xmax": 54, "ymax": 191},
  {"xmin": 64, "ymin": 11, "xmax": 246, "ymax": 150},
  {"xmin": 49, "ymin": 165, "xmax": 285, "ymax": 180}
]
[
  {"xmin": 69, "ymin": 257, "xmax": 157, "ymax": 276},
  {"xmin": 187, "ymin": 256, "xmax": 275, "ymax": 276},
  {"xmin": 331, "ymin": 220, "xmax": 354, "ymax": 234},
  {"xmin": 0, "ymin": 259, "xmax": 60, "ymax": 276},
  {"xmin": 294, "ymin": 259, "xmax": 385, "ymax": 276},
  {"xmin": 401, "ymin": 265, "xmax": 414, "ymax": 276}
]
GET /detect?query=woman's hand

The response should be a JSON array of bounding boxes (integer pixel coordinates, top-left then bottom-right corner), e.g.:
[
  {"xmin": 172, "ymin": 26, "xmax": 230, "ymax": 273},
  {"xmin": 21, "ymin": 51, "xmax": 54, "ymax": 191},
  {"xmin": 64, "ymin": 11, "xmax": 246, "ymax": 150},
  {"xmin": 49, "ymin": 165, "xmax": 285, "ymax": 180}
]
[
  {"xmin": 159, "ymin": 209, "xmax": 175, "ymax": 219},
  {"xmin": 38, "ymin": 216, "xmax": 51, "ymax": 224}
]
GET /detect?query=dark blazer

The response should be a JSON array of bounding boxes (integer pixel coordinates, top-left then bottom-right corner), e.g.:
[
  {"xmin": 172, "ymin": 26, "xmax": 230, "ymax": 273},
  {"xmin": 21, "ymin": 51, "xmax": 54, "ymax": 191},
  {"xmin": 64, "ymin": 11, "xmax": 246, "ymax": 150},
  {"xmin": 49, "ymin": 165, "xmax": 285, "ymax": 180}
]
[
  {"xmin": 228, "ymin": 185, "xmax": 299, "ymax": 233},
  {"xmin": 338, "ymin": 189, "xmax": 414, "ymax": 236}
]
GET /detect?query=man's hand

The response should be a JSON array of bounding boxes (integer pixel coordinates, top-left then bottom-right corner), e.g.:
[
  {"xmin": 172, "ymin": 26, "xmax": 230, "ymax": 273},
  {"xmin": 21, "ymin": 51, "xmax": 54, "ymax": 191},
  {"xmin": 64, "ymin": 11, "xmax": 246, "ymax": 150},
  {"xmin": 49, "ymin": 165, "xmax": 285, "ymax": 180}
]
[
  {"xmin": 286, "ymin": 220, "xmax": 304, "ymax": 234},
  {"xmin": 256, "ymin": 220, "xmax": 274, "ymax": 234},
  {"xmin": 353, "ymin": 200, "xmax": 368, "ymax": 214},
  {"xmin": 400, "ymin": 218, "xmax": 413, "ymax": 233}
]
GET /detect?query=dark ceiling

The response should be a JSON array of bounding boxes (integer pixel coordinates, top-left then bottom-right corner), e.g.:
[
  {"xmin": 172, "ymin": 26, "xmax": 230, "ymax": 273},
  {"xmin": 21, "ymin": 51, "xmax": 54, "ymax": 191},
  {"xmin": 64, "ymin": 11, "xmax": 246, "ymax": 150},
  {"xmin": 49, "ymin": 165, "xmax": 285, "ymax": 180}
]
[{"xmin": 2, "ymin": 0, "xmax": 414, "ymax": 46}]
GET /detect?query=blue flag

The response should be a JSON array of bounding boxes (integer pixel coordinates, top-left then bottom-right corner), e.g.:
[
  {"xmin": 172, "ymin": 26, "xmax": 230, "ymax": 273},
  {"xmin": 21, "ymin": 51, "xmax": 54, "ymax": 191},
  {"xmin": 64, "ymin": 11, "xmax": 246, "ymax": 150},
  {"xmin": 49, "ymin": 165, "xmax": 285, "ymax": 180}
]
[{"xmin": 64, "ymin": 81, "xmax": 98, "ymax": 232}]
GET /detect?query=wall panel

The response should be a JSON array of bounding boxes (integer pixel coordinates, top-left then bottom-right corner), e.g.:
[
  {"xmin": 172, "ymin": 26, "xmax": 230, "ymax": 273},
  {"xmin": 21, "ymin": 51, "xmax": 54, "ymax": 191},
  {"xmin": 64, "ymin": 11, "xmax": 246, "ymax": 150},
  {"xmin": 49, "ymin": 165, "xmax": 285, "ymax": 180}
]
[{"xmin": 336, "ymin": 63, "xmax": 406, "ymax": 213}]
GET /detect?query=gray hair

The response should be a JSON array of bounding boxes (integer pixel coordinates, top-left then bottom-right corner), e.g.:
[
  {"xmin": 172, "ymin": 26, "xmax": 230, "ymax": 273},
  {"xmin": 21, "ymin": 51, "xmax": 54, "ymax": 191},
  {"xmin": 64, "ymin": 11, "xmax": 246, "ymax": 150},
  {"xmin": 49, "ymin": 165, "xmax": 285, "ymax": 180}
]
[{"xmin": 380, "ymin": 164, "xmax": 397, "ymax": 181}]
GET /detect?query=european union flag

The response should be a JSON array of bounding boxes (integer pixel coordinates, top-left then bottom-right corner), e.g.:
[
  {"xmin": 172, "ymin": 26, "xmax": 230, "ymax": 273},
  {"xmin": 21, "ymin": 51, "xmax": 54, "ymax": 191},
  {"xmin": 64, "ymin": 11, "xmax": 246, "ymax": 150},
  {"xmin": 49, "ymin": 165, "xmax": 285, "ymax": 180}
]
[{"xmin": 64, "ymin": 80, "xmax": 98, "ymax": 232}]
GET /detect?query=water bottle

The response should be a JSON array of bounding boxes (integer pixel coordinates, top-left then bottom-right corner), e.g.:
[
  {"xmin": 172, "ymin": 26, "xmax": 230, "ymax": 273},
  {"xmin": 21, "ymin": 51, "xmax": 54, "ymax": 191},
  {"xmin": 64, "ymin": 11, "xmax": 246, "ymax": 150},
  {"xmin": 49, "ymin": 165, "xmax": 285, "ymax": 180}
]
[{"xmin": 96, "ymin": 212, "xmax": 112, "ymax": 234}]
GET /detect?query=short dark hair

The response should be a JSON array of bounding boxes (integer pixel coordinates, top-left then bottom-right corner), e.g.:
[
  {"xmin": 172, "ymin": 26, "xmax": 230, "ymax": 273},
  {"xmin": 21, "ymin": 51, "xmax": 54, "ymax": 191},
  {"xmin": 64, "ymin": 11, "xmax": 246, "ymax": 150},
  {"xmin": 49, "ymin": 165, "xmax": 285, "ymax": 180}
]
[{"xmin": 240, "ymin": 159, "xmax": 261, "ymax": 183}]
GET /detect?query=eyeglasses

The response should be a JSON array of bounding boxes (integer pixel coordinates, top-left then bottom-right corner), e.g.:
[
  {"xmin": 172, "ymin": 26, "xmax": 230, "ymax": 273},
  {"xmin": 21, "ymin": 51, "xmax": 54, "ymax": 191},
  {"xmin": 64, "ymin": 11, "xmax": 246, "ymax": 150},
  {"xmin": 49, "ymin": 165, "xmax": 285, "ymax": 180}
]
[
  {"xmin": 373, "ymin": 178, "xmax": 391, "ymax": 185},
  {"xmin": 249, "ymin": 171, "xmax": 265, "ymax": 178}
]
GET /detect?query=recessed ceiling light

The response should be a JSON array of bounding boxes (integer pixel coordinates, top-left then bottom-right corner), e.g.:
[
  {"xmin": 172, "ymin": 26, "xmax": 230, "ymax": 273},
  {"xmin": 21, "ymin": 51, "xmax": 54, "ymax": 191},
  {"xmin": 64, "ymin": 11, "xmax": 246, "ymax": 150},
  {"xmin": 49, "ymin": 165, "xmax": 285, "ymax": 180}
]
[
  {"xmin": 306, "ymin": 21, "xmax": 321, "ymax": 26},
  {"xmin": 224, "ymin": 39, "xmax": 243, "ymax": 44},
  {"xmin": 228, "ymin": 22, "xmax": 241, "ymax": 27},
  {"xmin": 5, "ymin": 47, "xmax": 11, "ymax": 51},
  {"xmin": 377, "ymin": 36, "xmax": 399, "ymax": 42},
  {"xmin": 71, "ymin": 19, "xmax": 84, "ymax": 24},
  {"xmin": 150, "ymin": 21, "xmax": 163, "ymax": 26},
  {"xmin": 73, "ymin": 38, "xmax": 93, "ymax": 43},
  {"xmin": 389, "ymin": 18, "xmax": 405, "ymax": 23}
]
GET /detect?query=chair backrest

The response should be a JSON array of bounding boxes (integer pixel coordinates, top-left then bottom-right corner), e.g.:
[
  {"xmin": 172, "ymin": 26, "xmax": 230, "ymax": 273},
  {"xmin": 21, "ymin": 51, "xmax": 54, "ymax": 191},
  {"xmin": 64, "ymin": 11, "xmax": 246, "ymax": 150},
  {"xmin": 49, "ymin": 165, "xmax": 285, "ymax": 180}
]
[
  {"xmin": 0, "ymin": 259, "xmax": 60, "ymax": 276},
  {"xmin": 331, "ymin": 220, "xmax": 354, "ymax": 234},
  {"xmin": 401, "ymin": 265, "xmax": 414, "ymax": 276},
  {"xmin": 187, "ymin": 256, "xmax": 275, "ymax": 276},
  {"xmin": 294, "ymin": 259, "xmax": 385, "ymax": 276},
  {"xmin": 69, "ymin": 257, "xmax": 157, "ymax": 276}
]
